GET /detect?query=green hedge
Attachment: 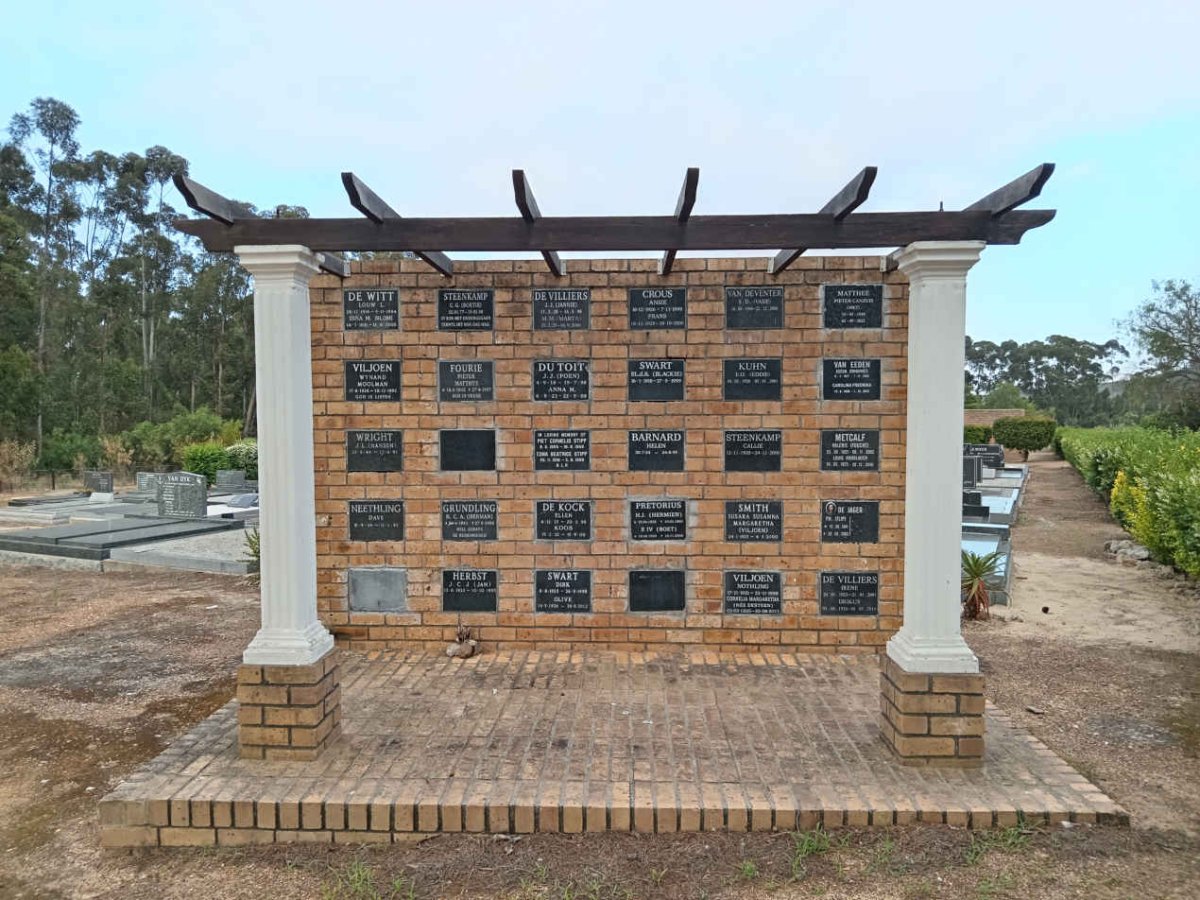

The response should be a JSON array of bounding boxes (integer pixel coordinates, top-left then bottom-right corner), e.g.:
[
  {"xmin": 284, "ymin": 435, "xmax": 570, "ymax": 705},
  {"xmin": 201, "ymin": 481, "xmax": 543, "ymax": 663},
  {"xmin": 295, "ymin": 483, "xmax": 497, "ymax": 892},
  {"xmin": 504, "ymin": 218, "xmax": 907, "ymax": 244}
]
[
  {"xmin": 963, "ymin": 425, "xmax": 993, "ymax": 443},
  {"xmin": 180, "ymin": 442, "xmax": 232, "ymax": 486},
  {"xmin": 1058, "ymin": 427, "xmax": 1200, "ymax": 577},
  {"xmin": 225, "ymin": 439, "xmax": 258, "ymax": 480},
  {"xmin": 993, "ymin": 417, "xmax": 1057, "ymax": 457}
]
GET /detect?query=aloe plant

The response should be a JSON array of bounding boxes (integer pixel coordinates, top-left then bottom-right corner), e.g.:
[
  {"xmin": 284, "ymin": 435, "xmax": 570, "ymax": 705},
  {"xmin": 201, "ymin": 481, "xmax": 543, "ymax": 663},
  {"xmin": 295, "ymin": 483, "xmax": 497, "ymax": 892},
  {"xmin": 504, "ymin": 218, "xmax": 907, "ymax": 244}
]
[{"xmin": 961, "ymin": 550, "xmax": 1002, "ymax": 620}]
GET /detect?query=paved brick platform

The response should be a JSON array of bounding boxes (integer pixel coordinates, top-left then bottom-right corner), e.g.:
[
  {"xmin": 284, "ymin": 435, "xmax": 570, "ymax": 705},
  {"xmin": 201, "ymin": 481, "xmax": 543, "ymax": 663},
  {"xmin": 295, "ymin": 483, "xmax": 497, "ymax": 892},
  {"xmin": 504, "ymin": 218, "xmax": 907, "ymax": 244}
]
[{"xmin": 99, "ymin": 650, "xmax": 1127, "ymax": 847}]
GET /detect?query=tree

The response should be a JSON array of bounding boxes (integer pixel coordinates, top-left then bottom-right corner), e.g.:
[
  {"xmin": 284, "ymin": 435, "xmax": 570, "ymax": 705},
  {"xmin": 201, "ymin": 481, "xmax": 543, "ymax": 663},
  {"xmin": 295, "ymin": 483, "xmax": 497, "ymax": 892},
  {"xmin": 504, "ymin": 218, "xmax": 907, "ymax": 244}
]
[
  {"xmin": 993, "ymin": 417, "xmax": 1057, "ymax": 460},
  {"xmin": 981, "ymin": 382, "xmax": 1025, "ymax": 409},
  {"xmin": 1123, "ymin": 280, "xmax": 1200, "ymax": 428}
]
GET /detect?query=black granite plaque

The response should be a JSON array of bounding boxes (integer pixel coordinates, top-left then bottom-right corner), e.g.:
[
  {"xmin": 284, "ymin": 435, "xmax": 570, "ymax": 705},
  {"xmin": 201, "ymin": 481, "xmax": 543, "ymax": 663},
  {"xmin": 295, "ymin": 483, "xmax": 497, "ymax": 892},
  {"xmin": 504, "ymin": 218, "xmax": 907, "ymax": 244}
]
[
  {"xmin": 963, "ymin": 456, "xmax": 981, "ymax": 488},
  {"xmin": 820, "ymin": 430, "xmax": 881, "ymax": 471},
  {"xmin": 533, "ymin": 430, "xmax": 590, "ymax": 470},
  {"xmin": 963, "ymin": 490, "xmax": 983, "ymax": 506},
  {"xmin": 628, "ymin": 430, "xmax": 685, "ymax": 472},
  {"xmin": 345, "ymin": 360, "xmax": 401, "ymax": 402},
  {"xmin": 822, "ymin": 358, "xmax": 881, "ymax": 401},
  {"xmin": 535, "ymin": 569, "xmax": 592, "ymax": 613},
  {"xmin": 438, "ymin": 289, "xmax": 494, "ymax": 331},
  {"xmin": 438, "ymin": 360, "xmax": 494, "ymax": 402},
  {"xmin": 964, "ymin": 443, "xmax": 1005, "ymax": 469},
  {"xmin": 724, "ymin": 571, "xmax": 782, "ymax": 615},
  {"xmin": 442, "ymin": 569, "xmax": 498, "ymax": 612},
  {"xmin": 963, "ymin": 503, "xmax": 990, "ymax": 520},
  {"xmin": 83, "ymin": 470, "xmax": 114, "ymax": 493},
  {"xmin": 440, "ymin": 429, "xmax": 496, "ymax": 471},
  {"xmin": 629, "ymin": 287, "xmax": 686, "ymax": 329},
  {"xmin": 724, "ymin": 500, "xmax": 783, "ymax": 542},
  {"xmin": 628, "ymin": 359, "xmax": 685, "ymax": 401},
  {"xmin": 820, "ymin": 500, "xmax": 880, "ymax": 543},
  {"xmin": 533, "ymin": 288, "xmax": 590, "ymax": 330},
  {"xmin": 135, "ymin": 471, "xmax": 160, "ymax": 493},
  {"xmin": 725, "ymin": 286, "xmax": 784, "ymax": 329},
  {"xmin": 723, "ymin": 358, "xmax": 782, "ymax": 401},
  {"xmin": 347, "ymin": 430, "xmax": 403, "ymax": 473},
  {"xmin": 819, "ymin": 571, "xmax": 879, "ymax": 616},
  {"xmin": 348, "ymin": 500, "xmax": 405, "ymax": 542},
  {"xmin": 441, "ymin": 500, "xmax": 498, "ymax": 541},
  {"xmin": 822, "ymin": 284, "xmax": 883, "ymax": 329},
  {"xmin": 630, "ymin": 499, "xmax": 687, "ymax": 541},
  {"xmin": 629, "ymin": 569, "xmax": 685, "ymax": 612},
  {"xmin": 157, "ymin": 472, "xmax": 207, "ymax": 518},
  {"xmin": 724, "ymin": 430, "xmax": 783, "ymax": 472},
  {"xmin": 532, "ymin": 360, "xmax": 590, "ymax": 401},
  {"xmin": 535, "ymin": 500, "xmax": 591, "ymax": 541},
  {"xmin": 343, "ymin": 288, "xmax": 399, "ymax": 330}
]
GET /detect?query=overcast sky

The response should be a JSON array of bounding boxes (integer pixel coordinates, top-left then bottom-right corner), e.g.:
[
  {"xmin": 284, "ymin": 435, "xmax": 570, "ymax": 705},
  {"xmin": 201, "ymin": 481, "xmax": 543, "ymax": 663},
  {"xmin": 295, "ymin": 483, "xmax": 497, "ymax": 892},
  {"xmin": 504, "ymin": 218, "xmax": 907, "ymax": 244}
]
[{"xmin": 3, "ymin": 1, "xmax": 1197, "ymax": 349}]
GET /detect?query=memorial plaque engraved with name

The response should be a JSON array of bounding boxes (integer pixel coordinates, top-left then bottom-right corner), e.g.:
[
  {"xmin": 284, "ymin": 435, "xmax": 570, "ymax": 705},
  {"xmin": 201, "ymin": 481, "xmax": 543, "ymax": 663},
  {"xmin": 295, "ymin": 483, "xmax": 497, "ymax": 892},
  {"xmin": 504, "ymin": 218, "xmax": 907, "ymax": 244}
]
[
  {"xmin": 345, "ymin": 360, "xmax": 401, "ymax": 402},
  {"xmin": 629, "ymin": 569, "xmax": 686, "ymax": 612},
  {"xmin": 157, "ymin": 471, "xmax": 207, "ymax": 519},
  {"xmin": 964, "ymin": 443, "xmax": 1005, "ymax": 469},
  {"xmin": 535, "ymin": 569, "xmax": 592, "ymax": 613},
  {"xmin": 438, "ymin": 289, "xmax": 494, "ymax": 331},
  {"xmin": 343, "ymin": 288, "xmax": 399, "ymax": 330},
  {"xmin": 630, "ymin": 499, "xmax": 687, "ymax": 541},
  {"xmin": 820, "ymin": 500, "xmax": 881, "ymax": 543},
  {"xmin": 533, "ymin": 288, "xmax": 590, "ymax": 330},
  {"xmin": 532, "ymin": 360, "xmax": 590, "ymax": 401},
  {"xmin": 723, "ymin": 358, "xmax": 782, "ymax": 401},
  {"xmin": 442, "ymin": 569, "xmax": 498, "ymax": 612},
  {"xmin": 822, "ymin": 284, "xmax": 883, "ymax": 329},
  {"xmin": 628, "ymin": 430, "xmax": 685, "ymax": 472},
  {"xmin": 628, "ymin": 359, "xmax": 685, "ymax": 401},
  {"xmin": 440, "ymin": 429, "xmax": 496, "ymax": 471},
  {"xmin": 724, "ymin": 430, "xmax": 783, "ymax": 472},
  {"xmin": 347, "ymin": 430, "xmax": 403, "ymax": 472},
  {"xmin": 819, "ymin": 571, "xmax": 880, "ymax": 616},
  {"xmin": 348, "ymin": 500, "xmax": 405, "ymax": 542},
  {"xmin": 442, "ymin": 500, "xmax": 498, "ymax": 541},
  {"xmin": 438, "ymin": 360, "xmax": 494, "ymax": 402},
  {"xmin": 629, "ymin": 287, "xmax": 686, "ymax": 329},
  {"xmin": 136, "ymin": 471, "xmax": 160, "ymax": 493},
  {"xmin": 820, "ymin": 430, "xmax": 881, "ymax": 471},
  {"xmin": 822, "ymin": 358, "xmax": 881, "ymax": 401},
  {"xmin": 724, "ymin": 570, "xmax": 783, "ymax": 615},
  {"xmin": 535, "ymin": 500, "xmax": 592, "ymax": 541},
  {"xmin": 725, "ymin": 286, "xmax": 784, "ymax": 329},
  {"xmin": 533, "ymin": 430, "xmax": 590, "ymax": 470},
  {"xmin": 83, "ymin": 470, "xmax": 114, "ymax": 493},
  {"xmin": 725, "ymin": 500, "xmax": 783, "ymax": 542}
]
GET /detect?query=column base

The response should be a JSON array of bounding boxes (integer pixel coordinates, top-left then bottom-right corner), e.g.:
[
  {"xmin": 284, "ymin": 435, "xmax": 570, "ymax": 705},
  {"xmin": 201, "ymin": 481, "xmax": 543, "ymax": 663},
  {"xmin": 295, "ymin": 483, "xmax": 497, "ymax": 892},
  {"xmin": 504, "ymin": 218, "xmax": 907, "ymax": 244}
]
[
  {"xmin": 236, "ymin": 648, "xmax": 342, "ymax": 761},
  {"xmin": 879, "ymin": 658, "xmax": 985, "ymax": 768}
]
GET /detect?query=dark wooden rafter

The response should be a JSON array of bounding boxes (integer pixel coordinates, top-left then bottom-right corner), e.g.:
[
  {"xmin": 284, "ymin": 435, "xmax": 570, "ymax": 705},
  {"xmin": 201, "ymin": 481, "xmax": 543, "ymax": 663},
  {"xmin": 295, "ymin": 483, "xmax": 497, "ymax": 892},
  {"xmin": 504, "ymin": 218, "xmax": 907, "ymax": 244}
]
[
  {"xmin": 657, "ymin": 167, "xmax": 699, "ymax": 276},
  {"xmin": 172, "ymin": 173, "xmax": 349, "ymax": 278},
  {"xmin": 769, "ymin": 166, "xmax": 877, "ymax": 275},
  {"xmin": 340, "ymin": 172, "xmax": 453, "ymax": 276},
  {"xmin": 512, "ymin": 170, "xmax": 565, "ymax": 276}
]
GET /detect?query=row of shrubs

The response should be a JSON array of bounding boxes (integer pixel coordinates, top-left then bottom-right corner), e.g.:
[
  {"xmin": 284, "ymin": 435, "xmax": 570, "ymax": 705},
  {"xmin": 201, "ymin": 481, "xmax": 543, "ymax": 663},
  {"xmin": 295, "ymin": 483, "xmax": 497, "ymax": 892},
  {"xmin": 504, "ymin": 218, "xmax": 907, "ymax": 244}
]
[
  {"xmin": 964, "ymin": 418, "xmax": 1057, "ymax": 458},
  {"xmin": 963, "ymin": 425, "xmax": 993, "ymax": 443},
  {"xmin": 180, "ymin": 440, "xmax": 258, "ymax": 484},
  {"xmin": 1057, "ymin": 427, "xmax": 1200, "ymax": 578}
]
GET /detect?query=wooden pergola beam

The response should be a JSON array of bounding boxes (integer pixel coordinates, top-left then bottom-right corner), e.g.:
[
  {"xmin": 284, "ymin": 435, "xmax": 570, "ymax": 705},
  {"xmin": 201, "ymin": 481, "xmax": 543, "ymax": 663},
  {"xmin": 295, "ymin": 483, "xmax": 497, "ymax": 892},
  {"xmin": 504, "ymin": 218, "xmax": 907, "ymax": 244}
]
[
  {"xmin": 512, "ymin": 169, "xmax": 565, "ymax": 276},
  {"xmin": 965, "ymin": 163, "xmax": 1055, "ymax": 216},
  {"xmin": 658, "ymin": 167, "xmax": 699, "ymax": 276},
  {"xmin": 770, "ymin": 166, "xmax": 877, "ymax": 275},
  {"xmin": 340, "ymin": 172, "xmax": 453, "ymax": 277}
]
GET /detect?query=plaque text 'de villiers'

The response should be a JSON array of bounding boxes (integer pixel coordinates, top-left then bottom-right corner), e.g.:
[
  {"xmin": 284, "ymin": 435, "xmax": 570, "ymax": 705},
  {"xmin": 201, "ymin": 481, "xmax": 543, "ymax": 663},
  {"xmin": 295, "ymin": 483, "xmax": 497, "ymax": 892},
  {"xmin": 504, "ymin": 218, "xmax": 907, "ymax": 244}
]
[
  {"xmin": 629, "ymin": 287, "xmax": 686, "ymax": 329},
  {"xmin": 438, "ymin": 360, "xmax": 494, "ymax": 402},
  {"xmin": 535, "ymin": 500, "xmax": 592, "ymax": 541},
  {"xmin": 725, "ymin": 500, "xmax": 783, "ymax": 542},
  {"xmin": 822, "ymin": 358, "xmax": 881, "ymax": 401},
  {"xmin": 533, "ymin": 430, "xmax": 590, "ymax": 470},
  {"xmin": 724, "ymin": 570, "xmax": 782, "ymax": 615},
  {"xmin": 725, "ymin": 286, "xmax": 784, "ymax": 329},
  {"xmin": 820, "ymin": 500, "xmax": 880, "ymax": 543},
  {"xmin": 532, "ymin": 360, "xmax": 589, "ymax": 401},
  {"xmin": 438, "ymin": 289, "xmax": 494, "ymax": 331},
  {"xmin": 346, "ymin": 430, "xmax": 403, "ymax": 472},
  {"xmin": 535, "ymin": 569, "xmax": 592, "ymax": 613},
  {"xmin": 820, "ymin": 429, "xmax": 880, "ymax": 471},
  {"xmin": 348, "ymin": 500, "xmax": 405, "ymax": 542},
  {"xmin": 723, "ymin": 358, "xmax": 782, "ymax": 401},
  {"xmin": 629, "ymin": 499, "xmax": 687, "ymax": 541},
  {"xmin": 628, "ymin": 430, "xmax": 685, "ymax": 472},
  {"xmin": 441, "ymin": 500, "xmax": 498, "ymax": 541},
  {"xmin": 724, "ymin": 430, "xmax": 782, "ymax": 472},
  {"xmin": 442, "ymin": 569, "xmax": 498, "ymax": 612},
  {"xmin": 343, "ymin": 288, "xmax": 399, "ymax": 331},
  {"xmin": 819, "ymin": 571, "xmax": 880, "ymax": 616},
  {"xmin": 628, "ymin": 359, "xmax": 685, "ymax": 401},
  {"xmin": 533, "ymin": 288, "xmax": 590, "ymax": 330},
  {"xmin": 345, "ymin": 360, "xmax": 401, "ymax": 402},
  {"xmin": 822, "ymin": 284, "xmax": 883, "ymax": 329}
]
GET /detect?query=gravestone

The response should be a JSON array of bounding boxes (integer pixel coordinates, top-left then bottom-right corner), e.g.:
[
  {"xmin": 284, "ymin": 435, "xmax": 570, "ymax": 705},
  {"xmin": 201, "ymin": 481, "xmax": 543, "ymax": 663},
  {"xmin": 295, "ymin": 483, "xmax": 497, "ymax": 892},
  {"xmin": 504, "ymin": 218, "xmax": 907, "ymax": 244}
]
[
  {"xmin": 820, "ymin": 430, "xmax": 881, "ymax": 471},
  {"xmin": 438, "ymin": 289, "xmax": 494, "ymax": 330},
  {"xmin": 629, "ymin": 569, "xmax": 685, "ymax": 612},
  {"xmin": 725, "ymin": 286, "xmax": 784, "ymax": 329},
  {"xmin": 628, "ymin": 359, "xmax": 685, "ymax": 401},
  {"xmin": 963, "ymin": 456, "xmax": 982, "ymax": 489},
  {"xmin": 820, "ymin": 500, "xmax": 880, "ymax": 543},
  {"xmin": 724, "ymin": 430, "xmax": 782, "ymax": 472},
  {"xmin": 215, "ymin": 469, "xmax": 248, "ymax": 491},
  {"xmin": 629, "ymin": 287, "xmax": 686, "ymax": 329},
  {"xmin": 440, "ymin": 430, "xmax": 496, "ymax": 471},
  {"xmin": 629, "ymin": 499, "xmax": 687, "ymax": 541},
  {"xmin": 628, "ymin": 430, "xmax": 685, "ymax": 472},
  {"xmin": 343, "ymin": 288, "xmax": 399, "ymax": 330},
  {"xmin": 533, "ymin": 288, "xmax": 590, "ymax": 330},
  {"xmin": 822, "ymin": 358, "xmax": 882, "ymax": 400},
  {"xmin": 963, "ymin": 490, "xmax": 983, "ymax": 506},
  {"xmin": 535, "ymin": 569, "xmax": 592, "ymax": 613},
  {"xmin": 532, "ymin": 360, "xmax": 589, "ymax": 401},
  {"xmin": 964, "ymin": 443, "xmax": 1005, "ymax": 469},
  {"xmin": 442, "ymin": 569, "xmax": 498, "ymax": 611},
  {"xmin": 819, "ymin": 571, "xmax": 879, "ymax": 615},
  {"xmin": 348, "ymin": 500, "xmax": 405, "ymax": 541},
  {"xmin": 347, "ymin": 430, "xmax": 403, "ymax": 472},
  {"xmin": 723, "ymin": 359, "xmax": 782, "ymax": 401},
  {"xmin": 723, "ymin": 570, "xmax": 782, "ymax": 615},
  {"xmin": 345, "ymin": 360, "xmax": 401, "ymax": 402},
  {"xmin": 83, "ymin": 470, "xmax": 114, "ymax": 494},
  {"xmin": 725, "ymin": 500, "xmax": 783, "ymax": 542},
  {"xmin": 533, "ymin": 430, "xmax": 590, "ymax": 470},
  {"xmin": 438, "ymin": 360, "xmax": 494, "ymax": 402},
  {"xmin": 535, "ymin": 500, "xmax": 591, "ymax": 541},
  {"xmin": 963, "ymin": 502, "xmax": 990, "ymax": 521},
  {"xmin": 135, "ymin": 471, "xmax": 161, "ymax": 493},
  {"xmin": 442, "ymin": 500, "xmax": 498, "ymax": 541},
  {"xmin": 822, "ymin": 284, "xmax": 883, "ymax": 329},
  {"xmin": 157, "ymin": 472, "xmax": 207, "ymax": 519}
]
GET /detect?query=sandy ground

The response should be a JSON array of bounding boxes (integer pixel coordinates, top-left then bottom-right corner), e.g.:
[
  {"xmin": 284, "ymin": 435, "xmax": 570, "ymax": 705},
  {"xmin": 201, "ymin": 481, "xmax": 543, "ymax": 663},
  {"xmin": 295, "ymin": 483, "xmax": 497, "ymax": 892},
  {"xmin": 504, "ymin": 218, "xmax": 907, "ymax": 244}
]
[{"xmin": 0, "ymin": 451, "xmax": 1196, "ymax": 899}]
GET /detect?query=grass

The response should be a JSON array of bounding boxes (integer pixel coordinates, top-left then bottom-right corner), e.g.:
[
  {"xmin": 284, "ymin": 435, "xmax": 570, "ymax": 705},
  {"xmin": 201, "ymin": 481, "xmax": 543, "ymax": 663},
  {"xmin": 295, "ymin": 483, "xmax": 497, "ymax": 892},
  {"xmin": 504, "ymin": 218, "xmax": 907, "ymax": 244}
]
[
  {"xmin": 736, "ymin": 860, "xmax": 759, "ymax": 880},
  {"xmin": 321, "ymin": 860, "xmax": 416, "ymax": 900},
  {"xmin": 965, "ymin": 825, "xmax": 1033, "ymax": 866},
  {"xmin": 790, "ymin": 826, "xmax": 833, "ymax": 880}
]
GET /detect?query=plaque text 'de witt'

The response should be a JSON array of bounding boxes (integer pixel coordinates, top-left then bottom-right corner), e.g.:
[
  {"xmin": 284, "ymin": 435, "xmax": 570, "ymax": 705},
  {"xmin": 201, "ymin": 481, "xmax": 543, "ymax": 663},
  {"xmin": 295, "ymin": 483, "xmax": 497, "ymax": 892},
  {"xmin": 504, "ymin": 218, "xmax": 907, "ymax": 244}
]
[{"xmin": 343, "ymin": 288, "xmax": 399, "ymax": 331}]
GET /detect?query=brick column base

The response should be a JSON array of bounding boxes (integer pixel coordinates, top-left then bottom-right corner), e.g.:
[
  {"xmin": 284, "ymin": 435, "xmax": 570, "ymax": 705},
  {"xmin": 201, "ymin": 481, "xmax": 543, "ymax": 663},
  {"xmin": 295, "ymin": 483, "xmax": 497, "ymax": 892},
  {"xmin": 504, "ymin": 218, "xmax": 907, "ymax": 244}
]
[
  {"xmin": 236, "ymin": 649, "xmax": 341, "ymax": 761},
  {"xmin": 879, "ymin": 657, "xmax": 985, "ymax": 767}
]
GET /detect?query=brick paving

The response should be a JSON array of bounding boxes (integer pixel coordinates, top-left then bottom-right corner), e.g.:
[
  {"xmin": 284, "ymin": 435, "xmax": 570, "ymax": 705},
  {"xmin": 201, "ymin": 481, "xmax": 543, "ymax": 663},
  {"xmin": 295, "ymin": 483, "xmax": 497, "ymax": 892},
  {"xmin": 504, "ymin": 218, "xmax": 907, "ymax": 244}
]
[{"xmin": 99, "ymin": 650, "xmax": 1127, "ymax": 846}]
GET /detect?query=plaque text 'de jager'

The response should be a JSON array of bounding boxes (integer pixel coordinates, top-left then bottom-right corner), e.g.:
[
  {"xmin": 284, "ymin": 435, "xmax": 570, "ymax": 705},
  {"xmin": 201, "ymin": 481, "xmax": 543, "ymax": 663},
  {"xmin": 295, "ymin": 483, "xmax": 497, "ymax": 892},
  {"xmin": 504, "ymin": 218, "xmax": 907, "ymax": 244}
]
[
  {"xmin": 442, "ymin": 500, "xmax": 498, "ymax": 541},
  {"xmin": 534, "ymin": 430, "xmax": 590, "ymax": 470},
  {"xmin": 725, "ymin": 286, "xmax": 784, "ymax": 329},
  {"xmin": 533, "ymin": 289, "xmax": 590, "ymax": 330},
  {"xmin": 438, "ymin": 289, "xmax": 494, "ymax": 330},
  {"xmin": 345, "ymin": 360, "xmax": 401, "ymax": 402},
  {"xmin": 819, "ymin": 571, "xmax": 879, "ymax": 615},
  {"xmin": 723, "ymin": 358, "xmax": 782, "ymax": 401},
  {"xmin": 628, "ymin": 359, "xmax": 685, "ymax": 401},
  {"xmin": 724, "ymin": 571, "xmax": 783, "ymax": 615},
  {"xmin": 725, "ymin": 500, "xmax": 783, "ymax": 542},
  {"xmin": 343, "ymin": 288, "xmax": 399, "ymax": 330},
  {"xmin": 533, "ymin": 360, "xmax": 589, "ymax": 401},
  {"xmin": 724, "ymin": 430, "xmax": 783, "ymax": 472},
  {"xmin": 629, "ymin": 570, "xmax": 685, "ymax": 612},
  {"xmin": 438, "ymin": 360, "xmax": 494, "ymax": 402},
  {"xmin": 440, "ymin": 429, "xmax": 497, "ymax": 471},
  {"xmin": 346, "ymin": 430, "xmax": 403, "ymax": 472},
  {"xmin": 820, "ymin": 430, "xmax": 880, "ymax": 471},
  {"xmin": 822, "ymin": 284, "xmax": 883, "ymax": 329},
  {"xmin": 820, "ymin": 500, "xmax": 881, "ymax": 543},
  {"xmin": 628, "ymin": 430, "xmax": 685, "ymax": 472},
  {"xmin": 629, "ymin": 288, "xmax": 686, "ymax": 329},
  {"xmin": 629, "ymin": 499, "xmax": 687, "ymax": 541},
  {"xmin": 442, "ymin": 569, "xmax": 498, "ymax": 611},
  {"xmin": 535, "ymin": 569, "xmax": 592, "ymax": 613},
  {"xmin": 822, "ymin": 358, "xmax": 881, "ymax": 400},
  {"xmin": 535, "ymin": 500, "xmax": 592, "ymax": 541},
  {"xmin": 348, "ymin": 500, "xmax": 405, "ymax": 542}
]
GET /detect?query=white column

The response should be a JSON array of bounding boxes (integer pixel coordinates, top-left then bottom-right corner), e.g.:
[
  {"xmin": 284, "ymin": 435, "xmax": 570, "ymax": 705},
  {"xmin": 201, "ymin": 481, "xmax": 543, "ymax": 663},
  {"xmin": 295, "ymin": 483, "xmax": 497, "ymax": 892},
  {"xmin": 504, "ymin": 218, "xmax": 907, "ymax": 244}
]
[
  {"xmin": 887, "ymin": 241, "xmax": 985, "ymax": 674},
  {"xmin": 236, "ymin": 245, "xmax": 334, "ymax": 666}
]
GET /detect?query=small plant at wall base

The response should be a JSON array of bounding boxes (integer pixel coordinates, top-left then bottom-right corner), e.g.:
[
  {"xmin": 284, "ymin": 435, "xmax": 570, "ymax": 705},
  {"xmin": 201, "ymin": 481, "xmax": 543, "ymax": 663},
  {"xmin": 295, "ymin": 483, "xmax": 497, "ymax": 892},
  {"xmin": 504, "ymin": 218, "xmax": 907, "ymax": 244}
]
[
  {"xmin": 962, "ymin": 550, "xmax": 1002, "ymax": 620},
  {"xmin": 243, "ymin": 527, "xmax": 260, "ymax": 584},
  {"xmin": 993, "ymin": 417, "xmax": 1057, "ymax": 460}
]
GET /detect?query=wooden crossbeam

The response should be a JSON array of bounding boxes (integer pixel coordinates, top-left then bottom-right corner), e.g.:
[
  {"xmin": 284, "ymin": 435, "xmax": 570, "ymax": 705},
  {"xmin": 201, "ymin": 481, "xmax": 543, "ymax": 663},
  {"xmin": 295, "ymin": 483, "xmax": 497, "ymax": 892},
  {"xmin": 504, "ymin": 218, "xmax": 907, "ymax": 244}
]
[
  {"xmin": 965, "ymin": 163, "xmax": 1055, "ymax": 216},
  {"xmin": 658, "ymin": 167, "xmax": 699, "ymax": 276},
  {"xmin": 770, "ymin": 166, "xmax": 877, "ymax": 275},
  {"xmin": 512, "ymin": 170, "xmax": 565, "ymax": 276},
  {"xmin": 340, "ymin": 172, "xmax": 453, "ymax": 277}
]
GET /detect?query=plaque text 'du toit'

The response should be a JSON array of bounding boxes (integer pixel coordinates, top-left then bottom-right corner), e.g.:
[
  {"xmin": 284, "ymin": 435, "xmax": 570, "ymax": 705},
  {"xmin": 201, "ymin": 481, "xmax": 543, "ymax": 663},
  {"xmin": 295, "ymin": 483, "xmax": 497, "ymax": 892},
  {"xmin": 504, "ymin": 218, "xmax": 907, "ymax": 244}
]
[
  {"xmin": 724, "ymin": 430, "xmax": 782, "ymax": 472},
  {"xmin": 725, "ymin": 286, "xmax": 784, "ymax": 329},
  {"xmin": 629, "ymin": 287, "xmax": 686, "ymax": 329},
  {"xmin": 535, "ymin": 500, "xmax": 592, "ymax": 541},
  {"xmin": 822, "ymin": 358, "xmax": 881, "ymax": 401},
  {"xmin": 442, "ymin": 569, "xmax": 498, "ymax": 611},
  {"xmin": 628, "ymin": 359, "xmax": 685, "ymax": 401},
  {"xmin": 535, "ymin": 569, "xmax": 592, "ymax": 613},
  {"xmin": 822, "ymin": 284, "xmax": 883, "ymax": 329},
  {"xmin": 438, "ymin": 289, "xmax": 494, "ymax": 331},
  {"xmin": 629, "ymin": 499, "xmax": 687, "ymax": 541},
  {"xmin": 723, "ymin": 358, "xmax": 782, "ymax": 401},
  {"xmin": 534, "ymin": 430, "xmax": 590, "ymax": 470},
  {"xmin": 345, "ymin": 360, "xmax": 401, "ymax": 402},
  {"xmin": 442, "ymin": 500, "xmax": 498, "ymax": 541},
  {"xmin": 532, "ymin": 360, "xmax": 589, "ymax": 401},
  {"xmin": 820, "ymin": 500, "xmax": 880, "ymax": 543},
  {"xmin": 724, "ymin": 570, "xmax": 782, "ymax": 615},
  {"xmin": 343, "ymin": 288, "xmax": 399, "ymax": 331},
  {"xmin": 725, "ymin": 500, "xmax": 783, "ymax": 542},
  {"xmin": 347, "ymin": 430, "xmax": 403, "ymax": 472},
  {"xmin": 533, "ymin": 288, "xmax": 590, "ymax": 330},
  {"xmin": 628, "ymin": 430, "xmax": 685, "ymax": 472},
  {"xmin": 820, "ymin": 429, "xmax": 881, "ymax": 471},
  {"xmin": 348, "ymin": 500, "xmax": 405, "ymax": 542},
  {"xmin": 438, "ymin": 360, "xmax": 494, "ymax": 402},
  {"xmin": 819, "ymin": 571, "xmax": 879, "ymax": 616}
]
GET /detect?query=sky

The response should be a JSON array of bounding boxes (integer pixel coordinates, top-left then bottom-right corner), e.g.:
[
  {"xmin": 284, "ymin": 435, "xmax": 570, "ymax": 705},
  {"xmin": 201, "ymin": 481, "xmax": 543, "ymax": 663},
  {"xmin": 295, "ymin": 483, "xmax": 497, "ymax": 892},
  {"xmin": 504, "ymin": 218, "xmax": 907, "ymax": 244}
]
[{"xmin": 2, "ymin": 0, "xmax": 1198, "ymax": 352}]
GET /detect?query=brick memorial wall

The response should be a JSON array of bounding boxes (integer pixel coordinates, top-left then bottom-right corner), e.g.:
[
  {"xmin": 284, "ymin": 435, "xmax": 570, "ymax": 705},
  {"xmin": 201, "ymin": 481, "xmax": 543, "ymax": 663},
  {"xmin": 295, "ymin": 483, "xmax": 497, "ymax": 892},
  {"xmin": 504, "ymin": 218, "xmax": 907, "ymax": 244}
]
[{"xmin": 309, "ymin": 257, "xmax": 908, "ymax": 653}]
